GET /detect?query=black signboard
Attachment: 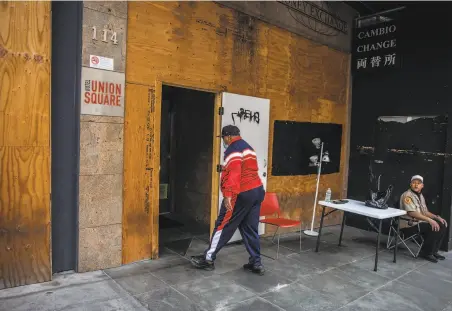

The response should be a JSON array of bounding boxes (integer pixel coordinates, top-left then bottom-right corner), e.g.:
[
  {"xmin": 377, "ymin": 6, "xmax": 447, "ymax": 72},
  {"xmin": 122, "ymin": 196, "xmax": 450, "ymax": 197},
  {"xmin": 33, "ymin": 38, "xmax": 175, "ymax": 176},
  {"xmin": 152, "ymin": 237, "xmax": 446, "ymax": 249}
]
[
  {"xmin": 352, "ymin": 20, "xmax": 400, "ymax": 73},
  {"xmin": 272, "ymin": 121, "xmax": 342, "ymax": 176}
]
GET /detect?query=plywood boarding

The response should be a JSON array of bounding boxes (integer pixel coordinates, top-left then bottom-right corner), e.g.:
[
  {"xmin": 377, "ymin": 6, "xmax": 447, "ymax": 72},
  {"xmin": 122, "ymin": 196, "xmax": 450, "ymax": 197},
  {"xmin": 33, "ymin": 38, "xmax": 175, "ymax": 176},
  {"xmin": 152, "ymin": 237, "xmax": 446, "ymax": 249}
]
[
  {"xmin": 122, "ymin": 83, "xmax": 155, "ymax": 263},
  {"xmin": 210, "ymin": 94, "xmax": 222, "ymax": 234},
  {"xmin": 150, "ymin": 81, "xmax": 161, "ymax": 259},
  {"xmin": 124, "ymin": 1, "xmax": 350, "ymax": 262},
  {"xmin": 0, "ymin": 1, "xmax": 51, "ymax": 288}
]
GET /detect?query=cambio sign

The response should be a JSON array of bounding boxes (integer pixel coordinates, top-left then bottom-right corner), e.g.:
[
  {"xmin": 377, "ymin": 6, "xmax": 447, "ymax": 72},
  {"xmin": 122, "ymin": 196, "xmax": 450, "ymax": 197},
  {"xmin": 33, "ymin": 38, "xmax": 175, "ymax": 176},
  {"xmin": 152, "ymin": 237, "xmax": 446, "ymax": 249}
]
[{"xmin": 352, "ymin": 20, "xmax": 400, "ymax": 73}]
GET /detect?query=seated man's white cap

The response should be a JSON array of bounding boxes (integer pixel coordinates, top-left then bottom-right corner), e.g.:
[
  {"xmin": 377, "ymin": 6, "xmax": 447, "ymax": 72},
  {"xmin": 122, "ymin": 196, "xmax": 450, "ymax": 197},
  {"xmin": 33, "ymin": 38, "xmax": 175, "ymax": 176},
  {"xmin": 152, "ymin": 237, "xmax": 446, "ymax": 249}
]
[{"xmin": 411, "ymin": 175, "xmax": 423, "ymax": 183}]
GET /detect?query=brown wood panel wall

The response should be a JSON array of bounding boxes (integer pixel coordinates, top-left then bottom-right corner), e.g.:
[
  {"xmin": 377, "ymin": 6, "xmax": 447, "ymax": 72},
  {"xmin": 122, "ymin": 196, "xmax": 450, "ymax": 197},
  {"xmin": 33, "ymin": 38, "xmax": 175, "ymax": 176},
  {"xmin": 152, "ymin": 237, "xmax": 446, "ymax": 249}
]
[
  {"xmin": 0, "ymin": 1, "xmax": 51, "ymax": 288},
  {"xmin": 122, "ymin": 83, "xmax": 159, "ymax": 263},
  {"xmin": 123, "ymin": 1, "xmax": 350, "ymax": 262}
]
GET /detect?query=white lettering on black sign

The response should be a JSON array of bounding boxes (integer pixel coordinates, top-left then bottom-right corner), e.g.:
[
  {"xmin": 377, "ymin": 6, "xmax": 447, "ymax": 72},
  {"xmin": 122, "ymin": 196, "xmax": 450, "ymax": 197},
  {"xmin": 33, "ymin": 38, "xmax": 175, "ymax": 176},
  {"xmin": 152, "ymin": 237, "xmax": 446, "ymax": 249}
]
[
  {"xmin": 357, "ymin": 25, "xmax": 396, "ymax": 39},
  {"xmin": 352, "ymin": 21, "xmax": 399, "ymax": 73}
]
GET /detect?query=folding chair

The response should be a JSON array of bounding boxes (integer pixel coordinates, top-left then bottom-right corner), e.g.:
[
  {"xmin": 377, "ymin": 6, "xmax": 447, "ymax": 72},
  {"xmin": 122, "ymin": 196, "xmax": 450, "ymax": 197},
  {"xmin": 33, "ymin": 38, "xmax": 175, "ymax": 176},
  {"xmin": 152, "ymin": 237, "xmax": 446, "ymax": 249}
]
[
  {"xmin": 386, "ymin": 200, "xmax": 424, "ymax": 258},
  {"xmin": 259, "ymin": 192, "xmax": 301, "ymax": 259}
]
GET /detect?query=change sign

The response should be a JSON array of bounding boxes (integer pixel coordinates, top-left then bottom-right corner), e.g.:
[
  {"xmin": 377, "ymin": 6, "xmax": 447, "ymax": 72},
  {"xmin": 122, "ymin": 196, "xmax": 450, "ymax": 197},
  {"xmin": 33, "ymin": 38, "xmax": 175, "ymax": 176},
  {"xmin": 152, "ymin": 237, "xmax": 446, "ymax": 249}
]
[
  {"xmin": 80, "ymin": 67, "xmax": 125, "ymax": 117},
  {"xmin": 352, "ymin": 20, "xmax": 401, "ymax": 73}
]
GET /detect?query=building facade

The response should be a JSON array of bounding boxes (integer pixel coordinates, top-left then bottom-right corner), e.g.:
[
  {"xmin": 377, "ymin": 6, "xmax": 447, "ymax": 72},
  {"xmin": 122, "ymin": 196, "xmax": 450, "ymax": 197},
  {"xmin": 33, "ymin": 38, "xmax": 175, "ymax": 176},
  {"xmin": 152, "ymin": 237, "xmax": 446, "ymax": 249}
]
[{"xmin": 1, "ymin": 1, "xmax": 356, "ymax": 288}]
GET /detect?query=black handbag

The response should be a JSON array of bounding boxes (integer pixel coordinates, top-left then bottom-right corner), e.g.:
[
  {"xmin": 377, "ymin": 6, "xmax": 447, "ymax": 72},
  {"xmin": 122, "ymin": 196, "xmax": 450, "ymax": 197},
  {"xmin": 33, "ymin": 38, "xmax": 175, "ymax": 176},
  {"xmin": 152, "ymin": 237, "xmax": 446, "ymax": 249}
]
[{"xmin": 365, "ymin": 185, "xmax": 393, "ymax": 210}]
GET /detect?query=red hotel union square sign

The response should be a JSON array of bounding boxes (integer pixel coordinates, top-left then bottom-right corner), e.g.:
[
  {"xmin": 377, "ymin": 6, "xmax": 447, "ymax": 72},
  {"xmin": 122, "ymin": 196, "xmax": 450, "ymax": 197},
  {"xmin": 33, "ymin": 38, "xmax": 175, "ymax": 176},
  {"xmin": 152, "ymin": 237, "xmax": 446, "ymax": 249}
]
[{"xmin": 80, "ymin": 67, "xmax": 125, "ymax": 117}]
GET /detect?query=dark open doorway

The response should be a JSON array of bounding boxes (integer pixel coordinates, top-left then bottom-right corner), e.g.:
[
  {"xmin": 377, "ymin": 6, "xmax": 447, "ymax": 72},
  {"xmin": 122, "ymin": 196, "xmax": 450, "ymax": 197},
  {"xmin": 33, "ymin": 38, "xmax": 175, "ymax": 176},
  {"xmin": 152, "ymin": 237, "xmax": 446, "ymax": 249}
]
[{"xmin": 159, "ymin": 85, "xmax": 215, "ymax": 256}]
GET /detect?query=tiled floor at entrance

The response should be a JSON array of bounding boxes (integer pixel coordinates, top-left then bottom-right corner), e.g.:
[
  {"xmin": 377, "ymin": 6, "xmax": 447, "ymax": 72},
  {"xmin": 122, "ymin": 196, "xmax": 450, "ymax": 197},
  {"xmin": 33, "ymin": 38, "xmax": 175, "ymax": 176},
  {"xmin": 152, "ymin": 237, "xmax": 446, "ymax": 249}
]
[{"xmin": 1, "ymin": 225, "xmax": 452, "ymax": 311}]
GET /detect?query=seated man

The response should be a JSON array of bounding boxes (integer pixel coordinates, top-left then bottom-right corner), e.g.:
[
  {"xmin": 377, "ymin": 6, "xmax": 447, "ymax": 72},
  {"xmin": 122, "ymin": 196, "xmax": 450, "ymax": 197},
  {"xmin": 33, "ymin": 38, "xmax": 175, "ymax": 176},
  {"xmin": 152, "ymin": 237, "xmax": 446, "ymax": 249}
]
[{"xmin": 400, "ymin": 175, "xmax": 448, "ymax": 263}]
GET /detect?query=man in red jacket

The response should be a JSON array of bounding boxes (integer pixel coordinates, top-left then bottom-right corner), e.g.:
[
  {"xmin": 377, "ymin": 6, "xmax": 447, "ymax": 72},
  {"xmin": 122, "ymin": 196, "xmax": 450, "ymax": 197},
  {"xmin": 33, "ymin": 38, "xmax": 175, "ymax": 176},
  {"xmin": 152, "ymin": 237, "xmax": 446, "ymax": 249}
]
[{"xmin": 191, "ymin": 125, "xmax": 266, "ymax": 275}]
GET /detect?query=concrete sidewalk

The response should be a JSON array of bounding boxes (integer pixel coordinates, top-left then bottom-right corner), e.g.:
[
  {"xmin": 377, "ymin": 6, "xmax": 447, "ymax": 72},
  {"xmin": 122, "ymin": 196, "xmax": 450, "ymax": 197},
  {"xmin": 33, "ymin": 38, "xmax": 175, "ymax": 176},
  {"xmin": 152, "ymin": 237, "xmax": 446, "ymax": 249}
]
[{"xmin": 1, "ymin": 225, "xmax": 452, "ymax": 311}]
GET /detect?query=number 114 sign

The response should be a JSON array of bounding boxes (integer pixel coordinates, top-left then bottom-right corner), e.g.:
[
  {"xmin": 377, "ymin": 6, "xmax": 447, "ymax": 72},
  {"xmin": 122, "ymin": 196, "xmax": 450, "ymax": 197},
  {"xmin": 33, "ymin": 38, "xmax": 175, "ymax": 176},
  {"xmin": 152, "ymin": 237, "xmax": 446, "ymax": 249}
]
[{"xmin": 92, "ymin": 26, "xmax": 119, "ymax": 45}]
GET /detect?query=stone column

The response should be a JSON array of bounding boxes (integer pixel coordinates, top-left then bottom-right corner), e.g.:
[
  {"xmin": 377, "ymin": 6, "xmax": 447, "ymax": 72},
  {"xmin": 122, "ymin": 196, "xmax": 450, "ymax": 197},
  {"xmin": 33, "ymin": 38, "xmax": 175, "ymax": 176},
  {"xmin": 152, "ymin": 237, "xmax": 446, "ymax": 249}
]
[{"xmin": 78, "ymin": 2, "xmax": 127, "ymax": 272}]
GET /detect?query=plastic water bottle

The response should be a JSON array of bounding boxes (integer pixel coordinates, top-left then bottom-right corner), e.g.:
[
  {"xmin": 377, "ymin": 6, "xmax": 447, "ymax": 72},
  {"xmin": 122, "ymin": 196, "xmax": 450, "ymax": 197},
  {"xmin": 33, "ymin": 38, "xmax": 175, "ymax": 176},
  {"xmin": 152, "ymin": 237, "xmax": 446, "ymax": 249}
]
[{"xmin": 325, "ymin": 188, "xmax": 332, "ymax": 202}]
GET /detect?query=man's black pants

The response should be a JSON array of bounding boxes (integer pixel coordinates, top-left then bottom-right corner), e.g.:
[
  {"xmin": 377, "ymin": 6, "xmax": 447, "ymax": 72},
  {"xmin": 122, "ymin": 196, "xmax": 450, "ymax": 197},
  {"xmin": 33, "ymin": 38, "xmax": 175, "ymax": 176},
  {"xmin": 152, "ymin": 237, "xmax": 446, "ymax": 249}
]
[
  {"xmin": 404, "ymin": 219, "xmax": 446, "ymax": 255},
  {"xmin": 205, "ymin": 186, "xmax": 265, "ymax": 265}
]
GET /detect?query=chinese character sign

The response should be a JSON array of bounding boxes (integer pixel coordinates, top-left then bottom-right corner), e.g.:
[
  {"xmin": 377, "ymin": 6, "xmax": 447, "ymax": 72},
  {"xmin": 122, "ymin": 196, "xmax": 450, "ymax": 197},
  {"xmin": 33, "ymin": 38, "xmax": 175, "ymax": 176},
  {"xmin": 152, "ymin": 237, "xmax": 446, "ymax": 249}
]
[{"xmin": 352, "ymin": 20, "xmax": 400, "ymax": 73}]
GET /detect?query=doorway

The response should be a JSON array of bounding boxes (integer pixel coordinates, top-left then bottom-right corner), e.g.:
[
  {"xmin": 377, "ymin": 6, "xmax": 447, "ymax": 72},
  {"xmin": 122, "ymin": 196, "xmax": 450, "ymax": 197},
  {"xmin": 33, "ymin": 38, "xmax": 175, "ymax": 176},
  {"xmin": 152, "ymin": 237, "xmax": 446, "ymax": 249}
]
[{"xmin": 159, "ymin": 85, "xmax": 216, "ymax": 255}]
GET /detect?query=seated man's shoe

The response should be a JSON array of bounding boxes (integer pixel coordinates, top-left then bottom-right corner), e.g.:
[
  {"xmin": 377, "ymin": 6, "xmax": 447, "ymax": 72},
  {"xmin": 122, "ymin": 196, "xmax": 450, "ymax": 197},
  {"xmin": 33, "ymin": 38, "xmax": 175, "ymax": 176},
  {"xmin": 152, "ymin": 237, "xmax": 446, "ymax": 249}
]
[
  {"xmin": 191, "ymin": 255, "xmax": 215, "ymax": 271},
  {"xmin": 243, "ymin": 263, "xmax": 265, "ymax": 275},
  {"xmin": 433, "ymin": 253, "xmax": 446, "ymax": 260},
  {"xmin": 420, "ymin": 253, "xmax": 438, "ymax": 263}
]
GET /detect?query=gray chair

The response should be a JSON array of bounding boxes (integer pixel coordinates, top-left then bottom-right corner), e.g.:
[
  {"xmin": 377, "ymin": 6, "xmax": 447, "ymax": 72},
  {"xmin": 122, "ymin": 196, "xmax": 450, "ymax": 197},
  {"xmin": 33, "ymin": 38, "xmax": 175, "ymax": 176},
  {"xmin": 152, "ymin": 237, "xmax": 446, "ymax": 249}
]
[{"xmin": 386, "ymin": 198, "xmax": 424, "ymax": 258}]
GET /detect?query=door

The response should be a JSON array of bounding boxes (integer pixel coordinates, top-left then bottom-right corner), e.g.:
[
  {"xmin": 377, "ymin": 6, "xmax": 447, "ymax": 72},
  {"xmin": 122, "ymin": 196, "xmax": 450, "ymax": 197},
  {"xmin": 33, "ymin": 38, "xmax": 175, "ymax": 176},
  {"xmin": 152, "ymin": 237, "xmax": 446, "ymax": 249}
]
[{"xmin": 219, "ymin": 93, "xmax": 270, "ymax": 242}]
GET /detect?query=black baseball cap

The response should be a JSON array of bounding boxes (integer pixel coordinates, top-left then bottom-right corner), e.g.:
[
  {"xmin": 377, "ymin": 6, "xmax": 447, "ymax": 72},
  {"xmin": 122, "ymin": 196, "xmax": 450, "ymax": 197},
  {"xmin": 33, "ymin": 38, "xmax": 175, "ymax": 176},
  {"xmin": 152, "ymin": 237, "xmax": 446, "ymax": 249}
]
[{"xmin": 219, "ymin": 125, "xmax": 240, "ymax": 137}]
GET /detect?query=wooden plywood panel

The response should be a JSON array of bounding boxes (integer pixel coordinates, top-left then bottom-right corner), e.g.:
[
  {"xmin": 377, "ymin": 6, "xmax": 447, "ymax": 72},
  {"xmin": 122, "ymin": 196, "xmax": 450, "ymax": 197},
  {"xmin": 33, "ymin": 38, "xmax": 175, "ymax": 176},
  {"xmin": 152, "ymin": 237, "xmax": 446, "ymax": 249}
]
[
  {"xmin": 341, "ymin": 57, "xmax": 352, "ymax": 198},
  {"xmin": 0, "ymin": 4, "xmax": 50, "ymax": 147},
  {"xmin": 210, "ymin": 94, "xmax": 221, "ymax": 235},
  {"xmin": 0, "ymin": 1, "xmax": 50, "ymax": 55},
  {"xmin": 122, "ymin": 83, "xmax": 158, "ymax": 263},
  {"xmin": 126, "ymin": 1, "xmax": 350, "ymax": 240},
  {"xmin": 0, "ymin": 147, "xmax": 51, "ymax": 288},
  {"xmin": 127, "ymin": 2, "xmax": 224, "ymax": 89},
  {"xmin": 127, "ymin": 2, "xmax": 271, "ymax": 97},
  {"xmin": 0, "ymin": 53, "xmax": 50, "ymax": 146},
  {"xmin": 0, "ymin": 1, "xmax": 51, "ymax": 288},
  {"xmin": 265, "ymin": 28, "xmax": 350, "ymax": 227},
  {"xmin": 150, "ymin": 81, "xmax": 162, "ymax": 259}
]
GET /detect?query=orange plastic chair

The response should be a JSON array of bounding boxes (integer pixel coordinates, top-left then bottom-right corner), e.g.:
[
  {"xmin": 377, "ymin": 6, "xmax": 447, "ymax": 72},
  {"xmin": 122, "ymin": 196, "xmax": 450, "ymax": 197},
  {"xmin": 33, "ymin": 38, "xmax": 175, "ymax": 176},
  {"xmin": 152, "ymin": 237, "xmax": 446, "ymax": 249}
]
[{"xmin": 260, "ymin": 192, "xmax": 302, "ymax": 259}]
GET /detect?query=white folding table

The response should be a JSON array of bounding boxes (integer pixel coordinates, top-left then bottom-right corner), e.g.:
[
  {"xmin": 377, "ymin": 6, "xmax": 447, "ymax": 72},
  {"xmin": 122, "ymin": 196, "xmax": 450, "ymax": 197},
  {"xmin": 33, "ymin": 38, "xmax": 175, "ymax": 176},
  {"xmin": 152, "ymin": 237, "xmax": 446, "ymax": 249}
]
[{"xmin": 315, "ymin": 199, "xmax": 407, "ymax": 271}]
